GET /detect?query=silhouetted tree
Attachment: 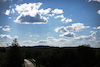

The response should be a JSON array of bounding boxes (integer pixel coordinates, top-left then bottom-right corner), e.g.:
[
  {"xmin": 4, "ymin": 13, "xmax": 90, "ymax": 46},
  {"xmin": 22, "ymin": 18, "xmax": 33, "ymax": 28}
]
[{"xmin": 7, "ymin": 38, "xmax": 23, "ymax": 67}]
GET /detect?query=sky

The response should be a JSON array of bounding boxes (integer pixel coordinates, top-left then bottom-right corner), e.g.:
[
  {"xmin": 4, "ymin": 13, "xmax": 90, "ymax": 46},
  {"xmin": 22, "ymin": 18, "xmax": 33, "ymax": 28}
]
[{"xmin": 0, "ymin": 0, "xmax": 100, "ymax": 47}]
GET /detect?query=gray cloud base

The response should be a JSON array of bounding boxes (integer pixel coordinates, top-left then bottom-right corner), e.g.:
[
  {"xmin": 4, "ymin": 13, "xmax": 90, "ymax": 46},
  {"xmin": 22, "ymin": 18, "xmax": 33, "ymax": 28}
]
[{"xmin": 15, "ymin": 13, "xmax": 47, "ymax": 24}]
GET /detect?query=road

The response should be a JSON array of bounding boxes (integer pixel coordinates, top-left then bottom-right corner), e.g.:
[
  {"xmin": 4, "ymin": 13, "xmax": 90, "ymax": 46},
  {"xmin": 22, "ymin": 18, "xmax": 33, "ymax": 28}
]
[{"xmin": 24, "ymin": 59, "xmax": 35, "ymax": 67}]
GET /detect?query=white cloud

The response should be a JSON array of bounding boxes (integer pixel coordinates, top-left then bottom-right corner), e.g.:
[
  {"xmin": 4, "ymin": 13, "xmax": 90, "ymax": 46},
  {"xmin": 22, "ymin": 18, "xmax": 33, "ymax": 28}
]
[
  {"xmin": 74, "ymin": 31, "xmax": 96, "ymax": 41},
  {"xmin": 5, "ymin": 25, "xmax": 10, "ymax": 27},
  {"xmin": 47, "ymin": 37, "xmax": 72, "ymax": 46},
  {"xmin": 39, "ymin": 8, "xmax": 51, "ymax": 15},
  {"xmin": 2, "ymin": 28, "xmax": 10, "ymax": 31},
  {"xmin": 32, "ymin": 37, "xmax": 72, "ymax": 47},
  {"xmin": 5, "ymin": 10, "xmax": 10, "ymax": 15},
  {"xmin": 51, "ymin": 9, "xmax": 63, "ymax": 14},
  {"xmin": 13, "ymin": 3, "xmax": 49, "ymax": 24},
  {"xmin": 47, "ymin": 14, "xmax": 55, "ymax": 17},
  {"xmin": 66, "ymin": 23, "xmax": 90, "ymax": 32},
  {"xmin": 64, "ymin": 18, "xmax": 72, "ymax": 23},
  {"xmin": 59, "ymin": 32, "xmax": 75, "ymax": 37},
  {"xmin": 14, "ymin": 13, "xmax": 48, "ymax": 24},
  {"xmin": 15, "ymin": 3, "xmax": 42, "ymax": 14},
  {"xmin": 61, "ymin": 17, "xmax": 72, "ymax": 23},
  {"xmin": 11, "ymin": 9, "xmax": 15, "ymax": 13},
  {"xmin": 93, "ymin": 27, "xmax": 96, "ymax": 29},
  {"xmin": 90, "ymin": 31, "xmax": 97, "ymax": 36},
  {"xmin": 5, "ymin": 2, "xmax": 70, "ymax": 25},
  {"xmin": 23, "ymin": 40, "xmax": 32, "ymax": 43},
  {"xmin": 93, "ymin": 26, "xmax": 100, "ymax": 29},
  {"xmin": 37, "ymin": 40, "xmax": 48, "ymax": 43},
  {"xmin": 54, "ymin": 14, "xmax": 64, "ymax": 19},
  {"xmin": 9, "ymin": 17, "xmax": 11, "ymax": 19},
  {"xmin": 54, "ymin": 26, "xmax": 67, "ymax": 33},
  {"xmin": 97, "ymin": 26, "xmax": 100, "ymax": 29},
  {"xmin": 47, "ymin": 37, "xmax": 54, "ymax": 40},
  {"xmin": 74, "ymin": 35, "xmax": 96, "ymax": 41},
  {"xmin": 97, "ymin": 10, "xmax": 100, "ymax": 14},
  {"xmin": 55, "ymin": 23, "xmax": 90, "ymax": 33},
  {"xmin": 55, "ymin": 38, "xmax": 71, "ymax": 42},
  {"xmin": 0, "ymin": 42, "xmax": 7, "ymax": 47},
  {"xmin": 0, "ymin": 26, "xmax": 2, "ymax": 28},
  {"xmin": 0, "ymin": 34, "xmax": 12, "ymax": 39},
  {"xmin": 14, "ymin": 35, "xmax": 18, "ymax": 38},
  {"xmin": 88, "ymin": 0, "xmax": 100, "ymax": 2},
  {"xmin": 61, "ymin": 17, "xmax": 66, "ymax": 22}
]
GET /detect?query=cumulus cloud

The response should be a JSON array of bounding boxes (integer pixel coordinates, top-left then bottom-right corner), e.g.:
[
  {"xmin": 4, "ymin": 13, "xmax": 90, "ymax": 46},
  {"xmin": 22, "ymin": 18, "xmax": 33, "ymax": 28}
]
[
  {"xmin": 11, "ymin": 2, "xmax": 51, "ymax": 24},
  {"xmin": 0, "ymin": 34, "xmax": 12, "ymax": 39},
  {"xmin": 2, "ymin": 28, "xmax": 10, "ymax": 31},
  {"xmin": 97, "ymin": 26, "xmax": 100, "ymax": 29},
  {"xmin": 90, "ymin": 31, "xmax": 97, "ymax": 36},
  {"xmin": 93, "ymin": 27, "xmax": 96, "ymax": 29},
  {"xmin": 39, "ymin": 8, "xmax": 51, "ymax": 15},
  {"xmin": 47, "ymin": 37, "xmax": 71, "ymax": 44},
  {"xmin": 15, "ymin": 3, "xmax": 42, "ymax": 14},
  {"xmin": 4, "ymin": 2, "xmax": 72, "ymax": 25},
  {"xmin": 11, "ymin": 9, "xmax": 15, "ymax": 13},
  {"xmin": 64, "ymin": 19, "xmax": 72, "ymax": 23},
  {"xmin": 47, "ymin": 14, "xmax": 55, "ymax": 17},
  {"xmin": 54, "ymin": 14, "xmax": 64, "ymax": 19},
  {"xmin": 66, "ymin": 23, "xmax": 90, "ymax": 32},
  {"xmin": 93, "ymin": 26, "xmax": 100, "ymax": 29},
  {"xmin": 74, "ymin": 31, "xmax": 96, "ymax": 41},
  {"xmin": 61, "ymin": 18, "xmax": 66, "ymax": 22},
  {"xmin": 5, "ymin": 10, "xmax": 10, "ymax": 15},
  {"xmin": 14, "ymin": 13, "xmax": 48, "ymax": 24},
  {"xmin": 74, "ymin": 35, "xmax": 96, "ymax": 41},
  {"xmin": 5, "ymin": 9, "xmax": 15, "ymax": 15},
  {"xmin": 59, "ymin": 32, "xmax": 75, "ymax": 37},
  {"xmin": 23, "ymin": 40, "xmax": 32, "ymax": 43},
  {"xmin": 5, "ymin": 2, "xmax": 70, "ymax": 24},
  {"xmin": 55, "ymin": 23, "xmax": 90, "ymax": 33},
  {"xmin": 51, "ymin": 9, "xmax": 63, "ymax": 14},
  {"xmin": 61, "ymin": 17, "xmax": 72, "ymax": 23},
  {"xmin": 8, "ymin": 2, "xmax": 49, "ymax": 24},
  {"xmin": 54, "ymin": 26, "xmax": 67, "ymax": 33}
]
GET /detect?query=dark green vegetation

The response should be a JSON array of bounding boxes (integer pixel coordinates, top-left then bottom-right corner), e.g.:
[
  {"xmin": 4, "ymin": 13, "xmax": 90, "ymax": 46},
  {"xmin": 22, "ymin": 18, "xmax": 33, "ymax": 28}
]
[{"xmin": 0, "ymin": 45, "xmax": 100, "ymax": 67}]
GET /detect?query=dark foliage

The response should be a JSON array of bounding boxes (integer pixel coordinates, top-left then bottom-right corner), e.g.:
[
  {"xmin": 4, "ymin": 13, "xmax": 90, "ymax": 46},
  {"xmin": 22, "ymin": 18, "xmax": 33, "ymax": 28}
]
[
  {"xmin": 0, "ymin": 45, "xmax": 100, "ymax": 67},
  {"xmin": 6, "ymin": 46, "xmax": 24, "ymax": 67}
]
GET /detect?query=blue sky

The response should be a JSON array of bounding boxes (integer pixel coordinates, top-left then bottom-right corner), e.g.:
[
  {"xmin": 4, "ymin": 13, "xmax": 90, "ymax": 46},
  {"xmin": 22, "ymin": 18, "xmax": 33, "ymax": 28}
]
[{"xmin": 0, "ymin": 0, "xmax": 100, "ymax": 47}]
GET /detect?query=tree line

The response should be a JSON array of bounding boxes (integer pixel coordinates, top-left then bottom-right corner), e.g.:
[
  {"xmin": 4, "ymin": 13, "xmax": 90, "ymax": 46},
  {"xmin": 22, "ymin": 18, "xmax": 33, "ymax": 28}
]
[{"xmin": 0, "ymin": 43, "xmax": 100, "ymax": 67}]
